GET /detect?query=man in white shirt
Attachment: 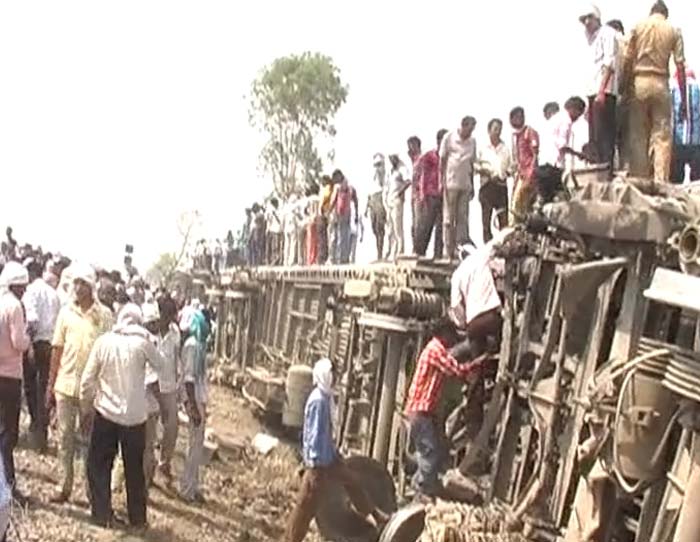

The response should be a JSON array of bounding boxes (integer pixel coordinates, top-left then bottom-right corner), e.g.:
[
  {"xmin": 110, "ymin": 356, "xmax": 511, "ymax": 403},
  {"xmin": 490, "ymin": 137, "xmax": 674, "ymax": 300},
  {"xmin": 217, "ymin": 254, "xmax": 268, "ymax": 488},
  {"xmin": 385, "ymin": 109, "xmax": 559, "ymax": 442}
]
[
  {"xmin": 476, "ymin": 119, "xmax": 511, "ymax": 244},
  {"xmin": 450, "ymin": 245, "xmax": 501, "ymax": 336},
  {"xmin": 21, "ymin": 259, "xmax": 60, "ymax": 452},
  {"xmin": 580, "ymin": 4, "xmax": 619, "ymax": 167},
  {"xmin": 537, "ymin": 97, "xmax": 587, "ymax": 202},
  {"xmin": 80, "ymin": 303, "xmax": 162, "ymax": 529},
  {"xmin": 449, "ymin": 237, "xmax": 505, "ymax": 447},
  {"xmin": 283, "ymin": 196, "xmax": 302, "ymax": 266},
  {"xmin": 386, "ymin": 154, "xmax": 411, "ymax": 259},
  {"xmin": 153, "ymin": 297, "xmax": 181, "ymax": 482},
  {"xmin": 440, "ymin": 116, "xmax": 477, "ymax": 259}
]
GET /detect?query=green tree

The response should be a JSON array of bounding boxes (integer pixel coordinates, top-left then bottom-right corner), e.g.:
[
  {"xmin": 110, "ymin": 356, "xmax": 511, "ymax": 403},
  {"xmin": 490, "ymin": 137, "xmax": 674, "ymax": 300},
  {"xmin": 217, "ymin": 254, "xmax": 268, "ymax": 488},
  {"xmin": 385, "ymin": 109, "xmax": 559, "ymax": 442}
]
[
  {"xmin": 147, "ymin": 252, "xmax": 178, "ymax": 286},
  {"xmin": 249, "ymin": 52, "xmax": 349, "ymax": 198}
]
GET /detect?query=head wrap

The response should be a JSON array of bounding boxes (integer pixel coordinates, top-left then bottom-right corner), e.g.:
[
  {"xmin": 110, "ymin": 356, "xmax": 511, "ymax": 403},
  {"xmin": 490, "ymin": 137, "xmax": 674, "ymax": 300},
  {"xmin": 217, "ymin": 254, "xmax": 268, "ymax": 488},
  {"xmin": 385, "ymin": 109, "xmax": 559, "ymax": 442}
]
[
  {"xmin": 72, "ymin": 263, "xmax": 96, "ymax": 289},
  {"xmin": 313, "ymin": 358, "xmax": 333, "ymax": 396},
  {"xmin": 141, "ymin": 302, "xmax": 160, "ymax": 324},
  {"xmin": 579, "ymin": 3, "xmax": 601, "ymax": 22},
  {"xmin": 116, "ymin": 303, "xmax": 142, "ymax": 327},
  {"xmin": 0, "ymin": 262, "xmax": 29, "ymax": 288},
  {"xmin": 113, "ymin": 302, "xmax": 148, "ymax": 337},
  {"xmin": 189, "ymin": 310, "xmax": 210, "ymax": 344}
]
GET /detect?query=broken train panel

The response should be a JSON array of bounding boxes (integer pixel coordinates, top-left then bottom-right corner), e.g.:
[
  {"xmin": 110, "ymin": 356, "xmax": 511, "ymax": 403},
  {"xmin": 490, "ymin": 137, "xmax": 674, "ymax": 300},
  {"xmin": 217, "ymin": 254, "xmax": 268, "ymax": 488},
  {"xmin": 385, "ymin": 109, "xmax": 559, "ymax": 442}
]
[{"xmin": 453, "ymin": 180, "xmax": 700, "ymax": 542}]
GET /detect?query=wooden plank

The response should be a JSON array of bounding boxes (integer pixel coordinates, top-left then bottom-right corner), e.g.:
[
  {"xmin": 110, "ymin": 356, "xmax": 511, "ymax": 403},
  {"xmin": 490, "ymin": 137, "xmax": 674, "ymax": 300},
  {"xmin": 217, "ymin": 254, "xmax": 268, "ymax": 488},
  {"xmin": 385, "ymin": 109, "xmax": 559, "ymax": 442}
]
[{"xmin": 610, "ymin": 251, "xmax": 652, "ymax": 362}]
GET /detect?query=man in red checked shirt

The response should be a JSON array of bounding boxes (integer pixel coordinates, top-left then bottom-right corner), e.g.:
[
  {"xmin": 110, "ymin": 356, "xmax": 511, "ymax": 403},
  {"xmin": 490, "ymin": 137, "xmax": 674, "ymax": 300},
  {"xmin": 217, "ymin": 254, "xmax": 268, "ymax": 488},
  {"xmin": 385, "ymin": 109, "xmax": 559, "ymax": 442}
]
[
  {"xmin": 414, "ymin": 129, "xmax": 448, "ymax": 259},
  {"xmin": 404, "ymin": 318, "xmax": 486, "ymax": 498}
]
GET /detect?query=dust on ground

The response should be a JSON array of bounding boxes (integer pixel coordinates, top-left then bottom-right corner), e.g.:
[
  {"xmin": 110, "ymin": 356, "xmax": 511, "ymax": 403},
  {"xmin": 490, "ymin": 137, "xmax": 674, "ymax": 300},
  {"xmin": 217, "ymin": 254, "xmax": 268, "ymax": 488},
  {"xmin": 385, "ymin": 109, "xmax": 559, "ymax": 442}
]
[{"xmin": 10, "ymin": 385, "xmax": 323, "ymax": 542}]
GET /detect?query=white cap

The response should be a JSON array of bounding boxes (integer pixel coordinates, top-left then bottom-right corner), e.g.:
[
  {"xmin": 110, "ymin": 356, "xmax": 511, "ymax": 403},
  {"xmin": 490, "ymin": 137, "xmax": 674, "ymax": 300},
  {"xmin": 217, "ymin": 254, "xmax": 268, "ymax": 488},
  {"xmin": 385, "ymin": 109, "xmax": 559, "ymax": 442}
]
[{"xmin": 0, "ymin": 262, "xmax": 29, "ymax": 287}]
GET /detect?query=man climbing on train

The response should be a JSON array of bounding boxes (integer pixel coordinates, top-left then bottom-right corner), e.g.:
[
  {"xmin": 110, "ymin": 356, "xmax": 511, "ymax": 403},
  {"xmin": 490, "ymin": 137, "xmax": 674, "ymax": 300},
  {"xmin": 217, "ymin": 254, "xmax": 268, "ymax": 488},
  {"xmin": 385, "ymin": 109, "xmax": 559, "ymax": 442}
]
[{"xmin": 404, "ymin": 318, "xmax": 488, "ymax": 500}]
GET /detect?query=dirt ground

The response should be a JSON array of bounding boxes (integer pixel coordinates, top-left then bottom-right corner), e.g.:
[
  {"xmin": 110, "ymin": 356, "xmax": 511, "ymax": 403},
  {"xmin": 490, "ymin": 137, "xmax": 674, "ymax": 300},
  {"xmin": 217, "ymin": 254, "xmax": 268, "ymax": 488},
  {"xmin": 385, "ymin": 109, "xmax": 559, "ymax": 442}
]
[{"xmin": 9, "ymin": 385, "xmax": 323, "ymax": 542}]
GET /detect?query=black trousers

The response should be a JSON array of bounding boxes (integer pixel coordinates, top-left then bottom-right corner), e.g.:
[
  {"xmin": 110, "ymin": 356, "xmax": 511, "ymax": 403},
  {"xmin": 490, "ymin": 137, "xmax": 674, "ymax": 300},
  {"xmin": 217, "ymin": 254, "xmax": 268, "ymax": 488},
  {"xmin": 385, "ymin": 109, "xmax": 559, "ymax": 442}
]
[
  {"xmin": 536, "ymin": 165, "xmax": 564, "ymax": 203},
  {"xmin": 588, "ymin": 94, "xmax": 617, "ymax": 167},
  {"xmin": 23, "ymin": 341, "xmax": 51, "ymax": 442},
  {"xmin": 0, "ymin": 377, "xmax": 21, "ymax": 489},
  {"xmin": 87, "ymin": 411, "xmax": 147, "ymax": 527},
  {"xmin": 671, "ymin": 145, "xmax": 700, "ymax": 184},
  {"xmin": 479, "ymin": 179, "xmax": 508, "ymax": 244},
  {"xmin": 415, "ymin": 196, "xmax": 443, "ymax": 258}
]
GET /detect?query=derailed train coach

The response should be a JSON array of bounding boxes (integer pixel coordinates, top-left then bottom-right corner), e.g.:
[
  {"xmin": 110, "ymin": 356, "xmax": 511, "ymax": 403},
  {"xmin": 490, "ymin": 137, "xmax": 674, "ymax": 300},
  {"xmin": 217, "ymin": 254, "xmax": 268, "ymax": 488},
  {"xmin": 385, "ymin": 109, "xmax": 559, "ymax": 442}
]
[{"xmin": 210, "ymin": 177, "xmax": 700, "ymax": 542}]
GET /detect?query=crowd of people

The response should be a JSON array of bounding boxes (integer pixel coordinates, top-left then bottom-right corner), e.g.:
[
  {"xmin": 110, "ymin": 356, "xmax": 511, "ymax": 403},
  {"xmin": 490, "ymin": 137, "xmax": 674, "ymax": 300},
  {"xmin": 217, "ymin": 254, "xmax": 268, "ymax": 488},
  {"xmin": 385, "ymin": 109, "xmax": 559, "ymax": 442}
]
[
  {"xmin": 0, "ymin": 229, "xmax": 214, "ymax": 539},
  {"xmin": 231, "ymin": 1, "xmax": 698, "ymax": 271},
  {"xmin": 234, "ymin": 172, "xmax": 364, "ymax": 268},
  {"xmin": 284, "ymin": 3, "xmax": 698, "ymax": 540},
  {"xmin": 1, "ymin": 2, "xmax": 697, "ymax": 540}
]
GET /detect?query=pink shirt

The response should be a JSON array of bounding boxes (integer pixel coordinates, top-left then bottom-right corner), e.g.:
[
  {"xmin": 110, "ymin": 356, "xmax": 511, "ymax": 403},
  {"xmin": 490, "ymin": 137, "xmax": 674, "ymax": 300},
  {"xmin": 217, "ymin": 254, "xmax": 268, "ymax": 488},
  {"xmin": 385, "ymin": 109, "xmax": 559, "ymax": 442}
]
[
  {"xmin": 417, "ymin": 150, "xmax": 441, "ymax": 200},
  {"xmin": 0, "ymin": 291, "xmax": 31, "ymax": 379}
]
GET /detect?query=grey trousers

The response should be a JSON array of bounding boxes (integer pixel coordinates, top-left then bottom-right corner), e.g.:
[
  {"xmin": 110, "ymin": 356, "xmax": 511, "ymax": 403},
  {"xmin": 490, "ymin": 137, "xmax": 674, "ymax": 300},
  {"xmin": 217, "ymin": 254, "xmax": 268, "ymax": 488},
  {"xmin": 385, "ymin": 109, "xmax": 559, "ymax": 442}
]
[
  {"xmin": 157, "ymin": 392, "xmax": 179, "ymax": 469},
  {"xmin": 181, "ymin": 402, "xmax": 206, "ymax": 500},
  {"xmin": 56, "ymin": 394, "xmax": 89, "ymax": 497},
  {"xmin": 443, "ymin": 188, "xmax": 470, "ymax": 259}
]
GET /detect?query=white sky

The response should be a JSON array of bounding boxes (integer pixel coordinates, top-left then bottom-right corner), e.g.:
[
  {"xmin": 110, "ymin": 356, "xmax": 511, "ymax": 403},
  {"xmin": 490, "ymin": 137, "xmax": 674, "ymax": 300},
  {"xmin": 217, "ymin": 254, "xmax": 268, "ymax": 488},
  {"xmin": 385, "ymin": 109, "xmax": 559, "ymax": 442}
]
[{"xmin": 1, "ymin": 1, "xmax": 698, "ymax": 271}]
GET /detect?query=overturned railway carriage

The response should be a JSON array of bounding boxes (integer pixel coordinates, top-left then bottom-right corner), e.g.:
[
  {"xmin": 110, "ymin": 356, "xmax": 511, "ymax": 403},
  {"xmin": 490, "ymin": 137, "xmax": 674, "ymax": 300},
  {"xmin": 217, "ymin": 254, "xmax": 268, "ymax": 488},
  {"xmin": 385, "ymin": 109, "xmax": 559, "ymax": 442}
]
[
  {"xmin": 211, "ymin": 178, "xmax": 700, "ymax": 542},
  {"xmin": 209, "ymin": 261, "xmax": 453, "ymax": 473}
]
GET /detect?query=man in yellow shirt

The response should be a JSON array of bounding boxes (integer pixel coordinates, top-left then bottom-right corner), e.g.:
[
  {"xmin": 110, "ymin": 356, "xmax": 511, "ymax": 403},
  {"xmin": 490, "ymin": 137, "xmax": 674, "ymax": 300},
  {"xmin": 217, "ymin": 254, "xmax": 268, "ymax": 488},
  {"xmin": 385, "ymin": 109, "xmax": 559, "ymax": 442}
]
[
  {"xmin": 46, "ymin": 264, "xmax": 113, "ymax": 503},
  {"xmin": 623, "ymin": 0, "xmax": 687, "ymax": 181}
]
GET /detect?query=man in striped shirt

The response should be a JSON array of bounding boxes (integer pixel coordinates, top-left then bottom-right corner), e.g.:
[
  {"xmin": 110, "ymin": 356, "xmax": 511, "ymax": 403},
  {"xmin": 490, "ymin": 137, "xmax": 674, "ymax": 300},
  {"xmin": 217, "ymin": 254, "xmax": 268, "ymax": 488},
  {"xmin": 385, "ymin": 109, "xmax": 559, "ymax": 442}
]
[
  {"xmin": 671, "ymin": 68, "xmax": 700, "ymax": 183},
  {"xmin": 404, "ymin": 318, "xmax": 485, "ymax": 498}
]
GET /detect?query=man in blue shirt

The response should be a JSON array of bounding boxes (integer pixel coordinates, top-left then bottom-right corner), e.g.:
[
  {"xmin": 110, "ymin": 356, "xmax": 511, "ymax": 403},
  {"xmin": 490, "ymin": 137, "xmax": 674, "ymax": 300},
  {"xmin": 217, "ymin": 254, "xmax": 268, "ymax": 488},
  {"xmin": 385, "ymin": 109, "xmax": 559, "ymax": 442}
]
[
  {"xmin": 0, "ymin": 449, "xmax": 10, "ymax": 542},
  {"xmin": 671, "ymin": 68, "xmax": 700, "ymax": 183},
  {"xmin": 284, "ymin": 358, "xmax": 388, "ymax": 542}
]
